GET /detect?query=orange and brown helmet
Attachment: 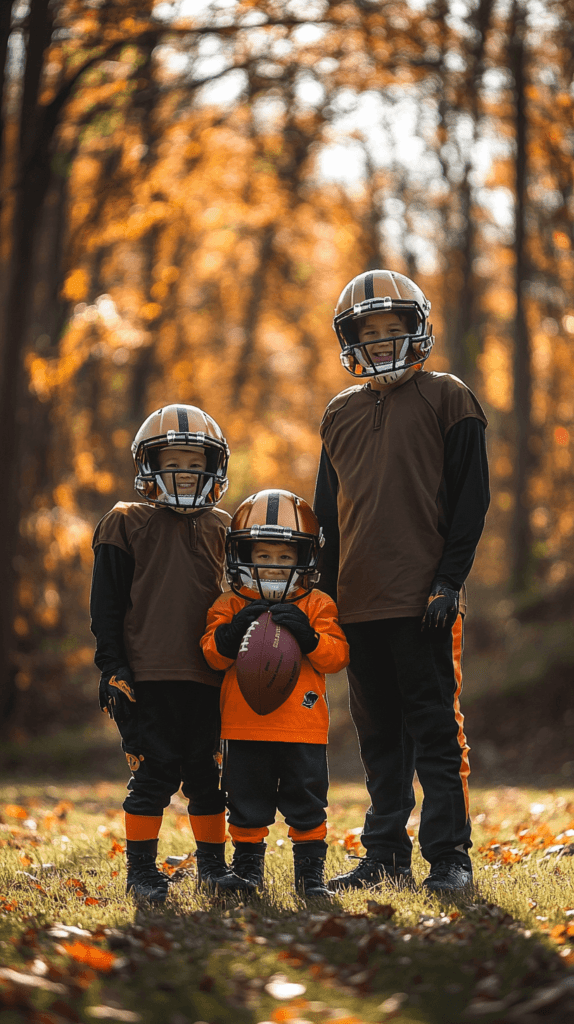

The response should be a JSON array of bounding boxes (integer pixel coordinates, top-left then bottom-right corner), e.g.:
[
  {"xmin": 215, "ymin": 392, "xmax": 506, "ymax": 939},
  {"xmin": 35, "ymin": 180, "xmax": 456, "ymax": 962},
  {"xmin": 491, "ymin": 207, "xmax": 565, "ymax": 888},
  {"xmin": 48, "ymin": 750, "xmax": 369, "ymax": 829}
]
[
  {"xmin": 131, "ymin": 404, "xmax": 229, "ymax": 510},
  {"xmin": 226, "ymin": 489, "xmax": 324, "ymax": 602},
  {"xmin": 333, "ymin": 269, "xmax": 434, "ymax": 385}
]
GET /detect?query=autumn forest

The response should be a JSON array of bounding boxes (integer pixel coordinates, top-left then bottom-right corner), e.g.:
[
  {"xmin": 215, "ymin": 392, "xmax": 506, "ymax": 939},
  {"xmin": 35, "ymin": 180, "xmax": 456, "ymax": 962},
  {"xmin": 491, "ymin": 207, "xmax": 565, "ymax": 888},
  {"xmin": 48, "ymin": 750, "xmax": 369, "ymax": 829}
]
[{"xmin": 1, "ymin": 0, "xmax": 573, "ymax": 749}]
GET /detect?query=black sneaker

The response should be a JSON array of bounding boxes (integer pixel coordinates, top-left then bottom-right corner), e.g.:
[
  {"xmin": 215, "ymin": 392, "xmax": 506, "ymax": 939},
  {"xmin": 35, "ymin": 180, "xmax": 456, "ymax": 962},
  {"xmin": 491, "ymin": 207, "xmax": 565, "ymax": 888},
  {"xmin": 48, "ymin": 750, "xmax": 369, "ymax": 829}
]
[
  {"xmin": 195, "ymin": 849, "xmax": 228, "ymax": 892},
  {"xmin": 328, "ymin": 856, "xmax": 413, "ymax": 891},
  {"xmin": 423, "ymin": 861, "xmax": 473, "ymax": 894},
  {"xmin": 216, "ymin": 843, "xmax": 265, "ymax": 895},
  {"xmin": 126, "ymin": 851, "xmax": 169, "ymax": 902},
  {"xmin": 294, "ymin": 855, "xmax": 333, "ymax": 899}
]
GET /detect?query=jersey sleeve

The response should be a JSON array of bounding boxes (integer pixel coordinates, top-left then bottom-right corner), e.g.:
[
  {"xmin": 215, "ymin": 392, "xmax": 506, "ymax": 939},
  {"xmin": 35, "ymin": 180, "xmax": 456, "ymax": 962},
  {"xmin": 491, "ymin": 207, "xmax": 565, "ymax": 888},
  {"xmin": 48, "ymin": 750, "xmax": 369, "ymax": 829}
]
[
  {"xmin": 90, "ymin": 542, "xmax": 135, "ymax": 675},
  {"xmin": 313, "ymin": 446, "xmax": 340, "ymax": 602},
  {"xmin": 92, "ymin": 504, "xmax": 132, "ymax": 554},
  {"xmin": 305, "ymin": 591, "xmax": 349, "ymax": 675},
  {"xmin": 200, "ymin": 595, "xmax": 237, "ymax": 671},
  {"xmin": 435, "ymin": 418, "xmax": 490, "ymax": 588},
  {"xmin": 442, "ymin": 376, "xmax": 488, "ymax": 435}
]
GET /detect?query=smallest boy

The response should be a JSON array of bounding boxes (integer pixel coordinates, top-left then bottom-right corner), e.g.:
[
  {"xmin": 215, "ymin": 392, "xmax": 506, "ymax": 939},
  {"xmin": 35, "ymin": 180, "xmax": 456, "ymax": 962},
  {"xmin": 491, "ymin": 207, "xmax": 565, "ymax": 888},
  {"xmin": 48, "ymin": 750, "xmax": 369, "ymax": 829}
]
[{"xmin": 201, "ymin": 489, "xmax": 349, "ymax": 898}]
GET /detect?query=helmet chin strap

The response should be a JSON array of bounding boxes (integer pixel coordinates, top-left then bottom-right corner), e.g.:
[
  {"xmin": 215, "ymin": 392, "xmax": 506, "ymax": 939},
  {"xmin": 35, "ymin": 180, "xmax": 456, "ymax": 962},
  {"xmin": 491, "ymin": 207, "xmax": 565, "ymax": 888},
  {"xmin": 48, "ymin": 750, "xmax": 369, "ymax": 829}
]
[{"xmin": 238, "ymin": 567, "xmax": 300, "ymax": 602}]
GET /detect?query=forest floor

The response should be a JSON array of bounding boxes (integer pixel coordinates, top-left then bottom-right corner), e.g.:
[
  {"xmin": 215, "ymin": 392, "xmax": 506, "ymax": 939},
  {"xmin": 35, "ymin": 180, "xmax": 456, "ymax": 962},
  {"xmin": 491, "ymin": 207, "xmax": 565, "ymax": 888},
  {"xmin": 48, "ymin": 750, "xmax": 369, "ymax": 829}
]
[{"xmin": 2, "ymin": 779, "xmax": 574, "ymax": 1024}]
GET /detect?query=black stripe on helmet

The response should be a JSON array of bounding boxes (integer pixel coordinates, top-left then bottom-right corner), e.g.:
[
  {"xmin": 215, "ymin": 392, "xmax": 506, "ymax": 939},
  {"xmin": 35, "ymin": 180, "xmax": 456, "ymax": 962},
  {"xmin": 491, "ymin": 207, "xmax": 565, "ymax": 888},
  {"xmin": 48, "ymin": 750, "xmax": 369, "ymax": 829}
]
[
  {"xmin": 266, "ymin": 491, "xmax": 280, "ymax": 525},
  {"xmin": 177, "ymin": 407, "xmax": 189, "ymax": 431},
  {"xmin": 364, "ymin": 272, "xmax": 374, "ymax": 299}
]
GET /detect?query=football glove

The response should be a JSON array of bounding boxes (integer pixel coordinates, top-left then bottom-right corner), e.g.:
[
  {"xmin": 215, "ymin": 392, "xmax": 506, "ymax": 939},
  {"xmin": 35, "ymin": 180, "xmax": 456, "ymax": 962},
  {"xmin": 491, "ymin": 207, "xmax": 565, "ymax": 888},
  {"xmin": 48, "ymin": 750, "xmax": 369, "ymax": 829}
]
[
  {"xmin": 421, "ymin": 579, "xmax": 459, "ymax": 631},
  {"xmin": 99, "ymin": 666, "xmax": 136, "ymax": 721},
  {"xmin": 214, "ymin": 600, "xmax": 270, "ymax": 659},
  {"xmin": 270, "ymin": 603, "xmax": 319, "ymax": 655}
]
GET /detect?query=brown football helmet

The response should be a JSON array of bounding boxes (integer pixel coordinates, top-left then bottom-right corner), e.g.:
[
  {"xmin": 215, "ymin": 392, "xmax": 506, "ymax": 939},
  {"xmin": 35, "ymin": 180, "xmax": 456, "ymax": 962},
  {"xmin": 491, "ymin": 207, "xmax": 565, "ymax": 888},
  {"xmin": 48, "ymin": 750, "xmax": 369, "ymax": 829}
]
[
  {"xmin": 333, "ymin": 269, "xmax": 434, "ymax": 385},
  {"xmin": 131, "ymin": 404, "xmax": 229, "ymax": 510},
  {"xmin": 226, "ymin": 489, "xmax": 324, "ymax": 602}
]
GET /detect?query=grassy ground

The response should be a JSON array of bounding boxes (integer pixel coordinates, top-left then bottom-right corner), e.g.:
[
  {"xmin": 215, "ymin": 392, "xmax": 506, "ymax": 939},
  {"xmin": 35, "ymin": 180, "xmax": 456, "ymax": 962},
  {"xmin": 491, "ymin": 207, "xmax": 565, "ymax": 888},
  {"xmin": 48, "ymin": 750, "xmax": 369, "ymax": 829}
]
[{"xmin": 2, "ymin": 779, "xmax": 574, "ymax": 1024}]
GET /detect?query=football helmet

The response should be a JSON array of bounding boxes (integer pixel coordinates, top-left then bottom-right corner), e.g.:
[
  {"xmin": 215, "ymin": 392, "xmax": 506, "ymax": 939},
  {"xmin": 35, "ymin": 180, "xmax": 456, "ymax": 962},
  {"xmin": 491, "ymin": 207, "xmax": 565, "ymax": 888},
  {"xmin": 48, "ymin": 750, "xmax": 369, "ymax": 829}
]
[
  {"xmin": 131, "ymin": 404, "xmax": 229, "ymax": 511},
  {"xmin": 333, "ymin": 269, "xmax": 434, "ymax": 385},
  {"xmin": 226, "ymin": 489, "xmax": 324, "ymax": 602}
]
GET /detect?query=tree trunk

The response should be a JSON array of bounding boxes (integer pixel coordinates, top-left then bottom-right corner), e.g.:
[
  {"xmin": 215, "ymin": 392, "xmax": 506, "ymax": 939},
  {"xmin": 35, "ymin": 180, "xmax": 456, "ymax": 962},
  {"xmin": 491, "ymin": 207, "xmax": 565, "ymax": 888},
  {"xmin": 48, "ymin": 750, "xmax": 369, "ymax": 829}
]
[
  {"xmin": 0, "ymin": 0, "xmax": 53, "ymax": 726},
  {"xmin": 509, "ymin": 0, "xmax": 533, "ymax": 592}
]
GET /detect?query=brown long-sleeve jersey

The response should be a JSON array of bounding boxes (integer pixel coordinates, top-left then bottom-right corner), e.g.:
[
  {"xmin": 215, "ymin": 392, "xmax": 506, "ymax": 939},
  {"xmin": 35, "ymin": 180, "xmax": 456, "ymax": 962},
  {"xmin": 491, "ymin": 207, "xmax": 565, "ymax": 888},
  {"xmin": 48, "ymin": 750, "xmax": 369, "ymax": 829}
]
[
  {"xmin": 315, "ymin": 370, "xmax": 489, "ymax": 623},
  {"xmin": 91, "ymin": 502, "xmax": 231, "ymax": 686}
]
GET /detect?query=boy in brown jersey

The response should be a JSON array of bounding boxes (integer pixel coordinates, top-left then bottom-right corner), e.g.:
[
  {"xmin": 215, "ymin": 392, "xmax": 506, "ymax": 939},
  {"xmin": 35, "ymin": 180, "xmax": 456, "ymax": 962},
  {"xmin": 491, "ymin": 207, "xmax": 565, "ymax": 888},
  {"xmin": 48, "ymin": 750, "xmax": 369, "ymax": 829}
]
[
  {"xmin": 314, "ymin": 270, "xmax": 490, "ymax": 894},
  {"xmin": 201, "ymin": 490, "xmax": 349, "ymax": 898},
  {"xmin": 90, "ymin": 404, "xmax": 231, "ymax": 902}
]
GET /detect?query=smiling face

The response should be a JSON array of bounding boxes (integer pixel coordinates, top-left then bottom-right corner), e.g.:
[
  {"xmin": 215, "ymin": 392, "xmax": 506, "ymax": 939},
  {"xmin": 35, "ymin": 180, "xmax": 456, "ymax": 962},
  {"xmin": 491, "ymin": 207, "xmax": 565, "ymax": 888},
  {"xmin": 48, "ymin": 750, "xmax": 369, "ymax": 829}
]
[
  {"xmin": 251, "ymin": 541, "xmax": 297, "ymax": 581},
  {"xmin": 356, "ymin": 310, "xmax": 423, "ymax": 391},
  {"xmin": 157, "ymin": 446, "xmax": 207, "ymax": 496},
  {"xmin": 357, "ymin": 311, "xmax": 411, "ymax": 363}
]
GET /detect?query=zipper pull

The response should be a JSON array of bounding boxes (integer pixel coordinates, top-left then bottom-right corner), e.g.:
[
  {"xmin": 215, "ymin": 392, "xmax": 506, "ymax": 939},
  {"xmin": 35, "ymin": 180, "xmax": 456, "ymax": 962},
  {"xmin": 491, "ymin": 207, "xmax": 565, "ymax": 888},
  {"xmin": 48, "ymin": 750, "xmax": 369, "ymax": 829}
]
[
  {"xmin": 374, "ymin": 397, "xmax": 383, "ymax": 430},
  {"xmin": 189, "ymin": 516, "xmax": 198, "ymax": 551}
]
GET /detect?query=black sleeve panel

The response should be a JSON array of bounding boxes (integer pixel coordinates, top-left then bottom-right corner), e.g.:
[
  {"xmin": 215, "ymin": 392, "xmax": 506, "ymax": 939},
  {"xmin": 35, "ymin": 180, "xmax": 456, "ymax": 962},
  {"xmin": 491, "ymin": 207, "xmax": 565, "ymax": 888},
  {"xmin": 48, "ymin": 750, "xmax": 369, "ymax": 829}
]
[
  {"xmin": 436, "ymin": 418, "xmax": 490, "ymax": 589},
  {"xmin": 313, "ymin": 445, "xmax": 340, "ymax": 602},
  {"xmin": 90, "ymin": 543, "xmax": 135, "ymax": 675}
]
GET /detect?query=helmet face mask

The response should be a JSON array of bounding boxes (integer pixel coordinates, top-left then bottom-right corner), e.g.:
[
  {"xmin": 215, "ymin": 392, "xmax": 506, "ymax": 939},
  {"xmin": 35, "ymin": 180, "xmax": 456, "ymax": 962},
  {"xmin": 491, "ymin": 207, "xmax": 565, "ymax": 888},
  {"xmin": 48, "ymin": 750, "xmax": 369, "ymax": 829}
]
[
  {"xmin": 226, "ymin": 491, "xmax": 324, "ymax": 603},
  {"xmin": 334, "ymin": 271, "xmax": 434, "ymax": 385},
  {"xmin": 132, "ymin": 407, "xmax": 229, "ymax": 511}
]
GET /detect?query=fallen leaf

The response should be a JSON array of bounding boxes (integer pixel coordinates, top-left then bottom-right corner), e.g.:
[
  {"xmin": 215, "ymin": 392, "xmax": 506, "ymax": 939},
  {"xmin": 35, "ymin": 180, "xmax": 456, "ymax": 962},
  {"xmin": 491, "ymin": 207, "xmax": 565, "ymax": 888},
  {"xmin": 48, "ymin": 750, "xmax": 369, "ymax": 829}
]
[{"xmin": 61, "ymin": 941, "xmax": 117, "ymax": 972}]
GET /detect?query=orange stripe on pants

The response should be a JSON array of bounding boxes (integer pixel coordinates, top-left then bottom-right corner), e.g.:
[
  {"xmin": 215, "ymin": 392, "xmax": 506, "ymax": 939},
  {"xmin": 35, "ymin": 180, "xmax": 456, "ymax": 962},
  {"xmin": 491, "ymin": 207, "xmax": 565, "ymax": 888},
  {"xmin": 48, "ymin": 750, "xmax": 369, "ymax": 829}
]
[
  {"xmin": 288, "ymin": 823, "xmax": 327, "ymax": 843},
  {"xmin": 451, "ymin": 614, "xmax": 470, "ymax": 818},
  {"xmin": 189, "ymin": 812, "xmax": 226, "ymax": 845},
  {"xmin": 228, "ymin": 824, "xmax": 269, "ymax": 844},
  {"xmin": 125, "ymin": 812, "xmax": 162, "ymax": 842}
]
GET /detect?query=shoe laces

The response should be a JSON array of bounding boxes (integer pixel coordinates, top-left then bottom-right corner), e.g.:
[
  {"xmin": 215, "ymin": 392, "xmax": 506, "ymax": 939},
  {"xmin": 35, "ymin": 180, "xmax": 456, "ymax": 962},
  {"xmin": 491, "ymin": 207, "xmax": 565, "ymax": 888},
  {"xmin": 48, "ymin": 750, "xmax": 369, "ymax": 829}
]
[
  {"xmin": 128, "ymin": 855, "xmax": 166, "ymax": 886},
  {"xmin": 428, "ymin": 861, "xmax": 464, "ymax": 881}
]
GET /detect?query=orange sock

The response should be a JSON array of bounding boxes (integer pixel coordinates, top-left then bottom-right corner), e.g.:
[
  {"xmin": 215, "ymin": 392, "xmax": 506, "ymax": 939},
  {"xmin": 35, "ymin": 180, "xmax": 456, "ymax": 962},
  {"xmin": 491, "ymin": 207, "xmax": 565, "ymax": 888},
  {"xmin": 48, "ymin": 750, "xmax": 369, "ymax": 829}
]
[
  {"xmin": 228, "ymin": 824, "xmax": 269, "ymax": 844},
  {"xmin": 189, "ymin": 812, "xmax": 226, "ymax": 845},
  {"xmin": 289, "ymin": 823, "xmax": 327, "ymax": 843},
  {"xmin": 124, "ymin": 812, "xmax": 162, "ymax": 842}
]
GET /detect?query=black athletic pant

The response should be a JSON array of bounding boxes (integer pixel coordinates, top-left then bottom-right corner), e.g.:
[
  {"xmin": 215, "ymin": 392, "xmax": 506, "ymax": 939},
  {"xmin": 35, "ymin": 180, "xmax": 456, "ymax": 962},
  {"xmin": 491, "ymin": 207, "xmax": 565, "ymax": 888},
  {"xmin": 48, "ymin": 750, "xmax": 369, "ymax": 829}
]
[
  {"xmin": 223, "ymin": 740, "xmax": 328, "ymax": 834},
  {"xmin": 116, "ymin": 680, "xmax": 225, "ymax": 818},
  {"xmin": 343, "ymin": 616, "xmax": 471, "ymax": 870}
]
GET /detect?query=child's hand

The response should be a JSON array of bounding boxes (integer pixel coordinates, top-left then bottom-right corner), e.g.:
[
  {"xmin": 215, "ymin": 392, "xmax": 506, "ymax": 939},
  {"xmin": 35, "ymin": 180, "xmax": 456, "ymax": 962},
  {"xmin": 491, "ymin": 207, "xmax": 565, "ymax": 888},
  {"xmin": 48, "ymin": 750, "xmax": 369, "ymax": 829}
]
[
  {"xmin": 99, "ymin": 666, "xmax": 136, "ymax": 721},
  {"xmin": 421, "ymin": 579, "xmax": 459, "ymax": 631},
  {"xmin": 270, "ymin": 603, "xmax": 319, "ymax": 655},
  {"xmin": 214, "ymin": 601, "xmax": 270, "ymax": 659}
]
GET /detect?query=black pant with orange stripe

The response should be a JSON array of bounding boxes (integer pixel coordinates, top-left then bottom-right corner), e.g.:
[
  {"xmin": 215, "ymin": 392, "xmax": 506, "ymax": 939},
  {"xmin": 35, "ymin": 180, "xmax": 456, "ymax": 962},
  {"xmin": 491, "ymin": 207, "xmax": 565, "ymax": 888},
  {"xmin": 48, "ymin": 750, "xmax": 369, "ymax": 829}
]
[{"xmin": 343, "ymin": 615, "xmax": 471, "ymax": 870}]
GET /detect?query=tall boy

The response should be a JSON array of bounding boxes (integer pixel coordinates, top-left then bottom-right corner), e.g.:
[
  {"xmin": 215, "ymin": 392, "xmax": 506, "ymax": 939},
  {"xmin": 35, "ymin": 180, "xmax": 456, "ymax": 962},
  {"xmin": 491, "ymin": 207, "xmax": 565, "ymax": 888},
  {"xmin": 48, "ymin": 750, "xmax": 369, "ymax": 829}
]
[
  {"xmin": 90, "ymin": 404, "xmax": 231, "ymax": 901},
  {"xmin": 314, "ymin": 270, "xmax": 490, "ymax": 893},
  {"xmin": 201, "ymin": 489, "xmax": 349, "ymax": 898}
]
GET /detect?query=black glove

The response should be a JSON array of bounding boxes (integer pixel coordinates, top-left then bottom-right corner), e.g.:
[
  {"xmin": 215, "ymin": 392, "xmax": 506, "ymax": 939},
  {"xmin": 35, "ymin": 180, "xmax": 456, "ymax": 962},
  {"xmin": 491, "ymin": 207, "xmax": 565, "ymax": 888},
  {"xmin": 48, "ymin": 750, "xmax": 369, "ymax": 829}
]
[
  {"xmin": 214, "ymin": 601, "xmax": 270, "ymax": 659},
  {"xmin": 99, "ymin": 665, "xmax": 136, "ymax": 722},
  {"xmin": 421, "ymin": 579, "xmax": 459, "ymax": 631},
  {"xmin": 270, "ymin": 603, "xmax": 319, "ymax": 655}
]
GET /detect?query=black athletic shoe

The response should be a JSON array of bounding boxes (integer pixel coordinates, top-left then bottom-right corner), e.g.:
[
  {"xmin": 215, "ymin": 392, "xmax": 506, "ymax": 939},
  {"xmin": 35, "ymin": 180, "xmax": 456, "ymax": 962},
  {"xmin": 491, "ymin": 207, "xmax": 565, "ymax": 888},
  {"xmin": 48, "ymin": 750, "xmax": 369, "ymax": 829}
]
[
  {"xmin": 216, "ymin": 843, "xmax": 266, "ymax": 895},
  {"xmin": 423, "ymin": 861, "xmax": 473, "ymax": 894},
  {"xmin": 328, "ymin": 856, "xmax": 413, "ymax": 891},
  {"xmin": 294, "ymin": 855, "xmax": 333, "ymax": 899},
  {"xmin": 195, "ymin": 849, "xmax": 228, "ymax": 892},
  {"xmin": 126, "ymin": 851, "xmax": 169, "ymax": 902}
]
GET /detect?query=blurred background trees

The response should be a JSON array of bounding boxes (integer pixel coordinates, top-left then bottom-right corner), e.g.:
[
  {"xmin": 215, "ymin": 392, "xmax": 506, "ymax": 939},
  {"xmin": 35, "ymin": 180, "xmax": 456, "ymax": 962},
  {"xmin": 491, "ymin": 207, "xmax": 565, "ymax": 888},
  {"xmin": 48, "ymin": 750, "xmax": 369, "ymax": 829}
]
[{"xmin": 1, "ymin": 0, "xmax": 573, "ymax": 769}]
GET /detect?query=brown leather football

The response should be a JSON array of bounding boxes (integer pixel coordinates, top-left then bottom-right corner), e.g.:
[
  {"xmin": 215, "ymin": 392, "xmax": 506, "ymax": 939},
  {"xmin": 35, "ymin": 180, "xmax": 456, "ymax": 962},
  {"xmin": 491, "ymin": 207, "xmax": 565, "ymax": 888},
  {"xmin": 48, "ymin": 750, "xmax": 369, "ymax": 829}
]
[{"xmin": 235, "ymin": 611, "xmax": 301, "ymax": 715}]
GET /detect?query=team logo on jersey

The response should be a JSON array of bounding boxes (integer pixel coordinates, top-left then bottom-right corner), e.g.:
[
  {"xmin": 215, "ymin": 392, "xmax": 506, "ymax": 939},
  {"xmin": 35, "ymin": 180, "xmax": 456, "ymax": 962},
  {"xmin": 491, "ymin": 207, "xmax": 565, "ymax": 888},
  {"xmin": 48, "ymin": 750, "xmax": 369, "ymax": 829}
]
[
  {"xmin": 302, "ymin": 691, "xmax": 319, "ymax": 709},
  {"xmin": 125, "ymin": 752, "xmax": 145, "ymax": 772}
]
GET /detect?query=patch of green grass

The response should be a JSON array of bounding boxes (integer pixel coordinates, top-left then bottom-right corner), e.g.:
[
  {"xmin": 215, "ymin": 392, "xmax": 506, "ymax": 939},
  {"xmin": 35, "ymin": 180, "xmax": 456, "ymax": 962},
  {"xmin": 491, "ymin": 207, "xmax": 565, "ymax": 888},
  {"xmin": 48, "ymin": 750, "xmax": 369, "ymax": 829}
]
[{"xmin": 1, "ymin": 781, "xmax": 574, "ymax": 1023}]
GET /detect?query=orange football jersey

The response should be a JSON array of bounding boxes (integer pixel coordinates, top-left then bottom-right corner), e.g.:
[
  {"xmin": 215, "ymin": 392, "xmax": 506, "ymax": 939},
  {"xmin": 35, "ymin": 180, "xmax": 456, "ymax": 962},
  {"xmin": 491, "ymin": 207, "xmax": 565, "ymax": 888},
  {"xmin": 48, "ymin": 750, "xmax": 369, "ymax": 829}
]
[{"xmin": 201, "ymin": 588, "xmax": 349, "ymax": 743}]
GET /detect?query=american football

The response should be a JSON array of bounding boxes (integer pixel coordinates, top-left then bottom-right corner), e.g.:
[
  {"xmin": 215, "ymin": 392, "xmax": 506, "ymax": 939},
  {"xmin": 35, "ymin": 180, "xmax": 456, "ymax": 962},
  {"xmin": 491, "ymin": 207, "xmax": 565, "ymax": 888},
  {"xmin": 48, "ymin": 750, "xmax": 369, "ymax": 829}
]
[{"xmin": 236, "ymin": 611, "xmax": 302, "ymax": 715}]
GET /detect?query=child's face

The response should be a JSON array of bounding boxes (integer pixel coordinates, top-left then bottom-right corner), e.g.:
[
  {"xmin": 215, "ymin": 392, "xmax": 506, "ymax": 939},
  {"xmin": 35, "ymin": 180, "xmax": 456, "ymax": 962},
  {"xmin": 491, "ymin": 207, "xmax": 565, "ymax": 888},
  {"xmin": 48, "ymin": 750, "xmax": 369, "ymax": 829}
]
[
  {"xmin": 358, "ymin": 311, "xmax": 421, "ymax": 364},
  {"xmin": 251, "ymin": 541, "xmax": 297, "ymax": 581},
  {"xmin": 157, "ymin": 446, "xmax": 207, "ymax": 495}
]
